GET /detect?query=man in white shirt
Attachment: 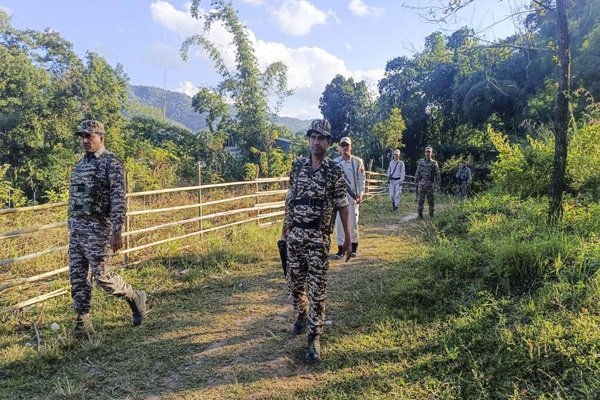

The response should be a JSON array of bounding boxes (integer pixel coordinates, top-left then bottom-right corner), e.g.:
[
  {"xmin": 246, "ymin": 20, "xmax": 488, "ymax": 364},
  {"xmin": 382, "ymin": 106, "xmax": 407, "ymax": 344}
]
[
  {"xmin": 387, "ymin": 149, "xmax": 405, "ymax": 211},
  {"xmin": 333, "ymin": 137, "xmax": 366, "ymax": 259}
]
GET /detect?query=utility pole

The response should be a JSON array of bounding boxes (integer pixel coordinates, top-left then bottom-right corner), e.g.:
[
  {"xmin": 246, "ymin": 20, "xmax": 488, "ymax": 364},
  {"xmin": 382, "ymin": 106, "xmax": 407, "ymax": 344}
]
[{"xmin": 163, "ymin": 69, "xmax": 167, "ymax": 119}]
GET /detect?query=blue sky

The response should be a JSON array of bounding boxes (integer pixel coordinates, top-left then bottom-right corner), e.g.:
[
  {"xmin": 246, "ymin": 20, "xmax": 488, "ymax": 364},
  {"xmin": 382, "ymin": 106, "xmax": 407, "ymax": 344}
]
[{"xmin": 0, "ymin": 0, "xmax": 526, "ymax": 119}]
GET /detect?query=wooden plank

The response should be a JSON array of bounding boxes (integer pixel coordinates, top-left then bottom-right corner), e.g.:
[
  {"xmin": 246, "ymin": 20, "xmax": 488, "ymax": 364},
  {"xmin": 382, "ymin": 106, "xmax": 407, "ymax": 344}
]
[
  {"xmin": 0, "ymin": 201, "xmax": 67, "ymax": 215},
  {"xmin": 0, "ymin": 267, "xmax": 69, "ymax": 291},
  {"xmin": 120, "ymin": 211, "xmax": 285, "ymax": 255},
  {"xmin": 0, "ymin": 221, "xmax": 67, "ymax": 240},
  {"xmin": 0, "ymin": 289, "xmax": 69, "ymax": 314},
  {"xmin": 0, "ymin": 245, "xmax": 68, "ymax": 267},
  {"xmin": 127, "ymin": 190, "xmax": 286, "ymax": 217},
  {"xmin": 126, "ymin": 177, "xmax": 289, "ymax": 198},
  {"xmin": 123, "ymin": 202, "xmax": 285, "ymax": 237}
]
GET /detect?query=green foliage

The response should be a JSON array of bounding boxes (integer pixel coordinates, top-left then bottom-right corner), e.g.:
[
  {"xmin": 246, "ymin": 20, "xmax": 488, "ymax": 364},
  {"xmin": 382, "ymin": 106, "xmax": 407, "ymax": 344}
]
[
  {"xmin": 489, "ymin": 126, "xmax": 553, "ymax": 198},
  {"xmin": 490, "ymin": 122, "xmax": 600, "ymax": 201},
  {"xmin": 371, "ymin": 107, "xmax": 406, "ymax": 154},
  {"xmin": 319, "ymin": 74, "xmax": 373, "ymax": 145},
  {"xmin": 245, "ymin": 147, "xmax": 294, "ymax": 180},
  {"xmin": 392, "ymin": 193, "xmax": 600, "ymax": 396},
  {"xmin": 0, "ymin": 18, "xmax": 130, "ymax": 201},
  {"xmin": 567, "ymin": 123, "xmax": 600, "ymax": 198},
  {"xmin": 182, "ymin": 0, "xmax": 291, "ymax": 160},
  {"xmin": 0, "ymin": 164, "xmax": 26, "ymax": 207}
]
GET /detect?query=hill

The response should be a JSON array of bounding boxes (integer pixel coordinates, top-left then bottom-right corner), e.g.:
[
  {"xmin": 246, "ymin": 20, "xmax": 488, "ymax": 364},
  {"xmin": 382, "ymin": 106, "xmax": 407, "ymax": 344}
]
[{"xmin": 129, "ymin": 85, "xmax": 311, "ymax": 133}]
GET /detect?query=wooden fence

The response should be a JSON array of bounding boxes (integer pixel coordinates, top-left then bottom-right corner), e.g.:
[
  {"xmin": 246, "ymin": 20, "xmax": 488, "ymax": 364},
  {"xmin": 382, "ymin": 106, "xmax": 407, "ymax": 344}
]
[{"xmin": 0, "ymin": 171, "xmax": 388, "ymax": 314}]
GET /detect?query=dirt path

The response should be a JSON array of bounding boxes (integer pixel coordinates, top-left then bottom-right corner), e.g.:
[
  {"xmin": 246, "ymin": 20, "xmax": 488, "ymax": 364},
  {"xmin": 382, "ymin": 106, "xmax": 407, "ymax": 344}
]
[
  {"xmin": 2, "ymin": 198, "xmax": 450, "ymax": 399},
  {"xmin": 141, "ymin": 204, "xmax": 428, "ymax": 399}
]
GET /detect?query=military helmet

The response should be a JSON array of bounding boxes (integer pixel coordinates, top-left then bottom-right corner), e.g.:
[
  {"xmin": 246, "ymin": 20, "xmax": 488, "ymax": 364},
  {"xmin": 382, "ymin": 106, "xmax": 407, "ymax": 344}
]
[
  {"xmin": 75, "ymin": 120, "xmax": 105, "ymax": 136},
  {"xmin": 306, "ymin": 119, "xmax": 332, "ymax": 138}
]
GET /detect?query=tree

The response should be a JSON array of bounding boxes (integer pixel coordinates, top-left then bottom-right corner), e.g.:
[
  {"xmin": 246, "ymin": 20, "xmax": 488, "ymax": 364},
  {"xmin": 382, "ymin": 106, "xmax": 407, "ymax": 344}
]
[
  {"xmin": 0, "ymin": 12, "xmax": 131, "ymax": 200},
  {"xmin": 372, "ymin": 107, "xmax": 406, "ymax": 156},
  {"xmin": 548, "ymin": 0, "xmax": 570, "ymax": 222},
  {"xmin": 411, "ymin": 0, "xmax": 573, "ymax": 222},
  {"xmin": 319, "ymin": 74, "xmax": 373, "ymax": 143},
  {"xmin": 182, "ymin": 0, "xmax": 291, "ymax": 162}
]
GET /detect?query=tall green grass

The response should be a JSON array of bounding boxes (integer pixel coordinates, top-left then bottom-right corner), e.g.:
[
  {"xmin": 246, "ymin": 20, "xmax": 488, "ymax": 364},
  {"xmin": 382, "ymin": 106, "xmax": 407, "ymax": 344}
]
[{"xmin": 393, "ymin": 194, "xmax": 600, "ymax": 397}]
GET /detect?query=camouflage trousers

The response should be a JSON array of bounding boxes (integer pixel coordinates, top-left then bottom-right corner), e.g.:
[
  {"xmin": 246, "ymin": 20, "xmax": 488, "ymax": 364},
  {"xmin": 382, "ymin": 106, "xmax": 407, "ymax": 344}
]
[
  {"xmin": 68, "ymin": 217, "xmax": 137, "ymax": 314},
  {"xmin": 458, "ymin": 181, "xmax": 469, "ymax": 200},
  {"xmin": 286, "ymin": 227, "xmax": 331, "ymax": 337},
  {"xmin": 417, "ymin": 183, "xmax": 435, "ymax": 214}
]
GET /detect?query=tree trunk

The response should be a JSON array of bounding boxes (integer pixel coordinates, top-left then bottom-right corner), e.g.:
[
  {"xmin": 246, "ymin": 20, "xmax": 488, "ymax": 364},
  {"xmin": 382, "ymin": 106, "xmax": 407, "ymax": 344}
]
[{"xmin": 548, "ymin": 0, "xmax": 570, "ymax": 224}]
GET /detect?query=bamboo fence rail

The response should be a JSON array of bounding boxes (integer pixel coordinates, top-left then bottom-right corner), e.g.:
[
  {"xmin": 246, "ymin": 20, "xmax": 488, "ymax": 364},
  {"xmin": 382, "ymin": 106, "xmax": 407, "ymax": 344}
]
[{"xmin": 1, "ymin": 171, "xmax": 388, "ymax": 314}]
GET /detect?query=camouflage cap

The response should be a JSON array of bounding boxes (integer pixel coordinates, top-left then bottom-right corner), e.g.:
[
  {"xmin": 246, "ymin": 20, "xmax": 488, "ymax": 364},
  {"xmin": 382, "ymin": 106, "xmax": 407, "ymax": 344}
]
[
  {"xmin": 393, "ymin": 149, "xmax": 401, "ymax": 155},
  {"xmin": 75, "ymin": 120, "xmax": 105, "ymax": 136},
  {"xmin": 425, "ymin": 146, "xmax": 433, "ymax": 152},
  {"xmin": 306, "ymin": 119, "xmax": 332, "ymax": 138},
  {"xmin": 340, "ymin": 136, "xmax": 351, "ymax": 145}
]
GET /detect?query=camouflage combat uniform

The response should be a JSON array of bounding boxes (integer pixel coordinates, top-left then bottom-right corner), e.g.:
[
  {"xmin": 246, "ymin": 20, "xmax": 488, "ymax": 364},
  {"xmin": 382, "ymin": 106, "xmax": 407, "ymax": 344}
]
[
  {"xmin": 455, "ymin": 165, "xmax": 472, "ymax": 199},
  {"xmin": 68, "ymin": 135, "xmax": 139, "ymax": 316},
  {"xmin": 415, "ymin": 157, "xmax": 441, "ymax": 217},
  {"xmin": 283, "ymin": 156, "xmax": 348, "ymax": 337}
]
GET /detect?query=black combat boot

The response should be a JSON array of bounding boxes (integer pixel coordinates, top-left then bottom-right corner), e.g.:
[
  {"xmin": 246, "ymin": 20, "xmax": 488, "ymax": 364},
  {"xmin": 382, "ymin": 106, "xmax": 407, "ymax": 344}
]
[
  {"xmin": 332, "ymin": 246, "xmax": 344, "ymax": 260},
  {"xmin": 418, "ymin": 211, "xmax": 424, "ymax": 219},
  {"xmin": 291, "ymin": 312, "xmax": 307, "ymax": 335},
  {"xmin": 127, "ymin": 290, "xmax": 147, "ymax": 326},
  {"xmin": 304, "ymin": 334, "xmax": 321, "ymax": 363},
  {"xmin": 429, "ymin": 209, "xmax": 434, "ymax": 218},
  {"xmin": 351, "ymin": 243, "xmax": 358, "ymax": 257},
  {"xmin": 73, "ymin": 313, "xmax": 95, "ymax": 339}
]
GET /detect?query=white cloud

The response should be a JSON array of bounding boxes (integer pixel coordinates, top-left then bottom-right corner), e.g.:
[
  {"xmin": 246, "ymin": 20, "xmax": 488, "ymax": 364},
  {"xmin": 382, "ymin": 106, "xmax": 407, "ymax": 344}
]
[
  {"xmin": 240, "ymin": 0, "xmax": 264, "ymax": 5},
  {"xmin": 177, "ymin": 81, "xmax": 199, "ymax": 97},
  {"xmin": 150, "ymin": 1, "xmax": 237, "ymax": 68},
  {"xmin": 0, "ymin": 5, "xmax": 12, "ymax": 15},
  {"xmin": 150, "ymin": 1, "xmax": 383, "ymax": 118},
  {"xmin": 270, "ymin": 0, "xmax": 329, "ymax": 36},
  {"xmin": 348, "ymin": 0, "xmax": 383, "ymax": 17}
]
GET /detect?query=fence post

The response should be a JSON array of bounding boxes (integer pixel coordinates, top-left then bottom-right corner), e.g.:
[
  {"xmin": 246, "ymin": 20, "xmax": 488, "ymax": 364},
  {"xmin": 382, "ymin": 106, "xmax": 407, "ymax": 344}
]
[
  {"xmin": 255, "ymin": 169, "xmax": 260, "ymax": 225},
  {"xmin": 197, "ymin": 162, "xmax": 203, "ymax": 239},
  {"xmin": 365, "ymin": 169, "xmax": 370, "ymax": 197},
  {"xmin": 125, "ymin": 171, "xmax": 131, "ymax": 267}
]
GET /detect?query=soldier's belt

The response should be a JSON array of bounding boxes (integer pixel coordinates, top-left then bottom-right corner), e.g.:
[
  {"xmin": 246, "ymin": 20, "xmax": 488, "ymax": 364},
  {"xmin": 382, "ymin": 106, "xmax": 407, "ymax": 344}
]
[
  {"xmin": 292, "ymin": 198, "xmax": 324, "ymax": 207},
  {"xmin": 292, "ymin": 220, "xmax": 320, "ymax": 229},
  {"xmin": 389, "ymin": 177, "xmax": 402, "ymax": 180}
]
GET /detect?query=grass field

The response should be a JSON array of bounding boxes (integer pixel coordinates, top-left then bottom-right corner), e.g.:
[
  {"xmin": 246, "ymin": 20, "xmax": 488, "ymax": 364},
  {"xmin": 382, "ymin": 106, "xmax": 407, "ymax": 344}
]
[{"xmin": 1, "ymin": 193, "xmax": 598, "ymax": 399}]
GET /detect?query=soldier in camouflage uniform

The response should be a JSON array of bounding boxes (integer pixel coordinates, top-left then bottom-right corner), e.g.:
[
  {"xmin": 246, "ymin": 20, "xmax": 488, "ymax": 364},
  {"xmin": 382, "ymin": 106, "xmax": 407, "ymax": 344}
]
[
  {"xmin": 455, "ymin": 160, "xmax": 472, "ymax": 200},
  {"xmin": 415, "ymin": 146, "xmax": 441, "ymax": 219},
  {"xmin": 282, "ymin": 119, "xmax": 351, "ymax": 363},
  {"xmin": 68, "ymin": 120, "xmax": 146, "ymax": 338}
]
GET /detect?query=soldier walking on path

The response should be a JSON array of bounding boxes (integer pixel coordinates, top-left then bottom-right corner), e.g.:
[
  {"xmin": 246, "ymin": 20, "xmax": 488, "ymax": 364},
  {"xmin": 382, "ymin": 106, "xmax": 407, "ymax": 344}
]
[
  {"xmin": 282, "ymin": 119, "xmax": 352, "ymax": 363},
  {"xmin": 387, "ymin": 149, "xmax": 405, "ymax": 211},
  {"xmin": 415, "ymin": 146, "xmax": 441, "ymax": 219},
  {"xmin": 68, "ymin": 120, "xmax": 147, "ymax": 338},
  {"xmin": 332, "ymin": 137, "xmax": 365, "ymax": 259},
  {"xmin": 455, "ymin": 159, "xmax": 472, "ymax": 200}
]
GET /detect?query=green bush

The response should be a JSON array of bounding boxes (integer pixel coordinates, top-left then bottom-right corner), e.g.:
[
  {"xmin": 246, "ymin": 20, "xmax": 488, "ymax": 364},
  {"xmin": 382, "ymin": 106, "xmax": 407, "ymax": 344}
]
[
  {"xmin": 489, "ymin": 122, "xmax": 600, "ymax": 201},
  {"xmin": 405, "ymin": 193, "xmax": 600, "ymax": 396}
]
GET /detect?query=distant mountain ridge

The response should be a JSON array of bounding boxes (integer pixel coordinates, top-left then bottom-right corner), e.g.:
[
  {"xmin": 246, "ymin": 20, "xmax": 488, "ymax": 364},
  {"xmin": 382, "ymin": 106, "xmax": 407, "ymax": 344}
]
[{"xmin": 128, "ymin": 85, "xmax": 311, "ymax": 133}]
